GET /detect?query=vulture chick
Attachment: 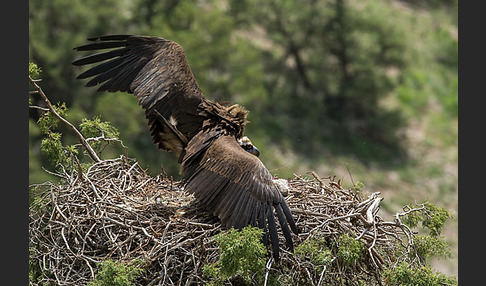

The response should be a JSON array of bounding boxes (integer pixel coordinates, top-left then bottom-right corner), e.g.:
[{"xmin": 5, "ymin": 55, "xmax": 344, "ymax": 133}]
[{"xmin": 72, "ymin": 35, "xmax": 298, "ymax": 260}]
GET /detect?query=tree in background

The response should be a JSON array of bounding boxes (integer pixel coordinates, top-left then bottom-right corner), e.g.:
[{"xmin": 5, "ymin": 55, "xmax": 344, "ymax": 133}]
[
  {"xmin": 29, "ymin": 0, "xmax": 457, "ymax": 179},
  {"xmin": 228, "ymin": 0, "xmax": 410, "ymax": 161}
]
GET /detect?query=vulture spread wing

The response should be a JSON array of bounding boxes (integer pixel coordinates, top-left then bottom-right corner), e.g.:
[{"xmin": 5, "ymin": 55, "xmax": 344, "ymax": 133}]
[
  {"xmin": 73, "ymin": 35, "xmax": 298, "ymax": 260},
  {"xmin": 72, "ymin": 35, "xmax": 205, "ymax": 155}
]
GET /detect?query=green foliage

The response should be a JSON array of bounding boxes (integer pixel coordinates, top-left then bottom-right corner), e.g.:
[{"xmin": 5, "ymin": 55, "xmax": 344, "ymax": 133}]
[
  {"xmin": 87, "ymin": 259, "xmax": 144, "ymax": 286},
  {"xmin": 40, "ymin": 131, "xmax": 78, "ymax": 169},
  {"xmin": 402, "ymin": 202, "xmax": 452, "ymax": 237},
  {"xmin": 37, "ymin": 102, "xmax": 67, "ymax": 134},
  {"xmin": 421, "ymin": 203, "xmax": 453, "ymax": 237},
  {"xmin": 295, "ymin": 236, "xmax": 333, "ymax": 270},
  {"xmin": 383, "ymin": 261, "xmax": 457, "ymax": 286},
  {"xmin": 397, "ymin": 202, "xmax": 453, "ymax": 266},
  {"xmin": 413, "ymin": 235, "xmax": 451, "ymax": 263},
  {"xmin": 33, "ymin": 88, "xmax": 121, "ymax": 175},
  {"xmin": 335, "ymin": 233, "xmax": 364, "ymax": 266},
  {"xmin": 350, "ymin": 181, "xmax": 365, "ymax": 197},
  {"xmin": 29, "ymin": 62, "xmax": 41, "ymax": 79},
  {"xmin": 79, "ymin": 116, "xmax": 119, "ymax": 139},
  {"xmin": 36, "ymin": 101, "xmax": 80, "ymax": 170},
  {"xmin": 79, "ymin": 116, "xmax": 121, "ymax": 154},
  {"xmin": 203, "ymin": 226, "xmax": 267, "ymax": 285}
]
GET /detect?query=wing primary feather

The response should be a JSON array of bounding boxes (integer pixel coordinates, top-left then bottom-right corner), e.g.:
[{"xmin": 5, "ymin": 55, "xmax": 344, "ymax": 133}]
[
  {"xmin": 205, "ymin": 179, "xmax": 231, "ymax": 212},
  {"xmin": 266, "ymin": 203, "xmax": 280, "ymax": 261},
  {"xmin": 76, "ymin": 56, "xmax": 126, "ymax": 80},
  {"xmin": 101, "ymin": 56, "xmax": 144, "ymax": 92},
  {"xmin": 193, "ymin": 172, "xmax": 226, "ymax": 209},
  {"xmin": 275, "ymin": 203, "xmax": 294, "ymax": 251},
  {"xmin": 281, "ymin": 201, "xmax": 298, "ymax": 234},
  {"xmin": 258, "ymin": 203, "xmax": 268, "ymax": 247},
  {"xmin": 87, "ymin": 35, "xmax": 132, "ymax": 41},
  {"xmin": 74, "ymin": 40, "xmax": 128, "ymax": 51},
  {"xmin": 241, "ymin": 196, "xmax": 257, "ymax": 229},
  {"xmin": 71, "ymin": 48, "xmax": 128, "ymax": 66},
  {"xmin": 213, "ymin": 181, "xmax": 238, "ymax": 219},
  {"xmin": 82, "ymin": 57, "xmax": 128, "ymax": 87},
  {"xmin": 97, "ymin": 57, "xmax": 142, "ymax": 92}
]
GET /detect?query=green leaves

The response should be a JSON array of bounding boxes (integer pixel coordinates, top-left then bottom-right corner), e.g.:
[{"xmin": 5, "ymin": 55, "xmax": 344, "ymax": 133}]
[
  {"xmin": 37, "ymin": 102, "xmax": 67, "ymax": 134},
  {"xmin": 40, "ymin": 132, "xmax": 78, "ymax": 168},
  {"xmin": 79, "ymin": 116, "xmax": 121, "ymax": 154},
  {"xmin": 384, "ymin": 261, "xmax": 457, "ymax": 286},
  {"xmin": 37, "ymin": 102, "xmax": 78, "ymax": 170},
  {"xmin": 29, "ymin": 62, "xmax": 41, "ymax": 79},
  {"xmin": 336, "ymin": 234, "xmax": 364, "ymax": 267},
  {"xmin": 87, "ymin": 259, "xmax": 144, "ymax": 286},
  {"xmin": 401, "ymin": 202, "xmax": 452, "ymax": 237},
  {"xmin": 380, "ymin": 202, "xmax": 457, "ymax": 285},
  {"xmin": 32, "ymin": 79, "xmax": 121, "ymax": 174},
  {"xmin": 203, "ymin": 226, "xmax": 267, "ymax": 285},
  {"xmin": 295, "ymin": 236, "xmax": 333, "ymax": 268},
  {"xmin": 79, "ymin": 116, "xmax": 119, "ymax": 139}
]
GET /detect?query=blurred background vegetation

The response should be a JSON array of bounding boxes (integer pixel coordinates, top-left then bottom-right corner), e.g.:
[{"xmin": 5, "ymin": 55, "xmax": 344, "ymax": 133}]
[{"xmin": 29, "ymin": 0, "xmax": 457, "ymax": 275}]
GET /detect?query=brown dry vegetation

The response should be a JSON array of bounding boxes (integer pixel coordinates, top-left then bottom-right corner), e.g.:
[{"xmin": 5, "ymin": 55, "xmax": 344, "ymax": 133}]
[{"xmin": 29, "ymin": 155, "xmax": 450, "ymax": 285}]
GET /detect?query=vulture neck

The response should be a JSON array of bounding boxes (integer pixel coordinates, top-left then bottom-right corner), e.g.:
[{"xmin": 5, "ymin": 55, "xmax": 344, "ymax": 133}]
[
  {"xmin": 179, "ymin": 100, "xmax": 249, "ymax": 169},
  {"xmin": 198, "ymin": 100, "xmax": 248, "ymax": 139}
]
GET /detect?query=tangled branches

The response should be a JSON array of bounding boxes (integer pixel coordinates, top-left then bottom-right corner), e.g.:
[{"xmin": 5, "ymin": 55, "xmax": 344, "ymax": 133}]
[{"xmin": 29, "ymin": 156, "xmax": 428, "ymax": 285}]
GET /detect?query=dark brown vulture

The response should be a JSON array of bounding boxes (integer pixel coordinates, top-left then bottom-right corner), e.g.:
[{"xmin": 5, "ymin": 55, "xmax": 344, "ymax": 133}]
[{"xmin": 72, "ymin": 35, "xmax": 298, "ymax": 260}]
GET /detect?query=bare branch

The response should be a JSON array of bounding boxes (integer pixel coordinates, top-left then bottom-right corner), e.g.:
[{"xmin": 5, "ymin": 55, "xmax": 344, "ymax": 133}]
[{"xmin": 29, "ymin": 75, "xmax": 101, "ymax": 163}]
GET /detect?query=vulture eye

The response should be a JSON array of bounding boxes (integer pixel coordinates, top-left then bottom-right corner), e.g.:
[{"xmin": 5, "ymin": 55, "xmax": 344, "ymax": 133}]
[{"xmin": 239, "ymin": 136, "xmax": 260, "ymax": 157}]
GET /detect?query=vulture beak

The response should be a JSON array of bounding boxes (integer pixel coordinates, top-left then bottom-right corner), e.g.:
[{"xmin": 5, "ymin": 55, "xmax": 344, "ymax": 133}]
[
  {"xmin": 247, "ymin": 145, "xmax": 260, "ymax": 157},
  {"xmin": 239, "ymin": 136, "xmax": 260, "ymax": 157}
]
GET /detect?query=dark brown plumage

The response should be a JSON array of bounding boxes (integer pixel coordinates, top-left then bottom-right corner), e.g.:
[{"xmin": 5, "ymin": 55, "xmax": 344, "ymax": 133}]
[{"xmin": 72, "ymin": 34, "xmax": 298, "ymax": 260}]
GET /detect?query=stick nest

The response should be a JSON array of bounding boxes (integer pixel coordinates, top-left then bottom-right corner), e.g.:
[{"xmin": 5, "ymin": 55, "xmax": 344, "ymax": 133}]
[{"xmin": 29, "ymin": 156, "xmax": 421, "ymax": 285}]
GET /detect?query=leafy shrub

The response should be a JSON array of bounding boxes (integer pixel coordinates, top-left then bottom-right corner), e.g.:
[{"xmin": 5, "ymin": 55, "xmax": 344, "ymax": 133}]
[
  {"xmin": 203, "ymin": 226, "xmax": 267, "ymax": 285},
  {"xmin": 295, "ymin": 236, "xmax": 333, "ymax": 268},
  {"xmin": 336, "ymin": 234, "xmax": 364, "ymax": 266},
  {"xmin": 384, "ymin": 261, "xmax": 457, "ymax": 286},
  {"xmin": 87, "ymin": 259, "xmax": 144, "ymax": 286},
  {"xmin": 401, "ymin": 202, "xmax": 452, "ymax": 237},
  {"xmin": 29, "ymin": 62, "xmax": 41, "ymax": 79},
  {"xmin": 79, "ymin": 115, "xmax": 120, "ymax": 153}
]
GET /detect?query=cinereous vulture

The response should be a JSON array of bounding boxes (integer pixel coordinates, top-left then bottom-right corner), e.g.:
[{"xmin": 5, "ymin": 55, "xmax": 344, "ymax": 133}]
[{"xmin": 72, "ymin": 35, "xmax": 298, "ymax": 260}]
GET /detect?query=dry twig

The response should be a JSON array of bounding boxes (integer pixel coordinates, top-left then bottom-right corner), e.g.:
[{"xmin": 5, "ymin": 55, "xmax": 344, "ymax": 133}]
[{"xmin": 29, "ymin": 156, "xmax": 420, "ymax": 285}]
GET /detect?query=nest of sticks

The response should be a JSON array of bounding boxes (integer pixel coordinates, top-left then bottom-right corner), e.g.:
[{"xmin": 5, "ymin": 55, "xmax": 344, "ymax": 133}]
[{"xmin": 29, "ymin": 156, "xmax": 421, "ymax": 285}]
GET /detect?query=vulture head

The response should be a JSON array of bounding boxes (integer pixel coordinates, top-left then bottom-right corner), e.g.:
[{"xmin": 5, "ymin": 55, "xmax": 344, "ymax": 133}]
[
  {"xmin": 238, "ymin": 136, "xmax": 260, "ymax": 157},
  {"xmin": 72, "ymin": 34, "xmax": 298, "ymax": 261}
]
